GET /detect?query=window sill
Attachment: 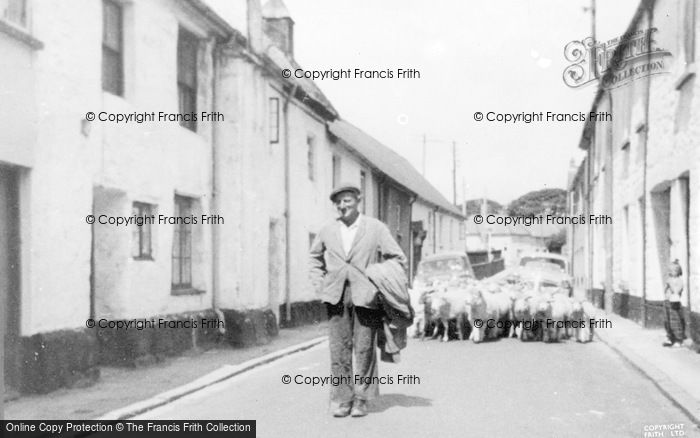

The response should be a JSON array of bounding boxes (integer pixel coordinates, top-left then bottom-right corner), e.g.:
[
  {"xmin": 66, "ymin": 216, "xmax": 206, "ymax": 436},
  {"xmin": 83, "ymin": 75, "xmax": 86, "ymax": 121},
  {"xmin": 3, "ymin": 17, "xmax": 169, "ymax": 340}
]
[
  {"xmin": 0, "ymin": 20, "xmax": 43, "ymax": 49},
  {"xmin": 133, "ymin": 256, "xmax": 154, "ymax": 261},
  {"xmin": 171, "ymin": 287, "xmax": 204, "ymax": 296},
  {"xmin": 675, "ymin": 63, "xmax": 696, "ymax": 90}
]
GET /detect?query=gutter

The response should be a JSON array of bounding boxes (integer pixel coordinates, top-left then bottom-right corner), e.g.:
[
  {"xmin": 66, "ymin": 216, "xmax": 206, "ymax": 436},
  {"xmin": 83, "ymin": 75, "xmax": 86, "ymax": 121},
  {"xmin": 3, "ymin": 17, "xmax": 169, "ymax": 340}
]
[{"xmin": 283, "ymin": 83, "xmax": 299, "ymax": 324}]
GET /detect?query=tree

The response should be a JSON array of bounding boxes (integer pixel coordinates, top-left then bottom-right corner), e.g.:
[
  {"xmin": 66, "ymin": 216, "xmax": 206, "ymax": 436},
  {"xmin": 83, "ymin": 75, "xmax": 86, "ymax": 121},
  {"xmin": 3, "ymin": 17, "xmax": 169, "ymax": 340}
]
[
  {"xmin": 545, "ymin": 227, "xmax": 567, "ymax": 253},
  {"xmin": 506, "ymin": 188, "xmax": 567, "ymax": 217}
]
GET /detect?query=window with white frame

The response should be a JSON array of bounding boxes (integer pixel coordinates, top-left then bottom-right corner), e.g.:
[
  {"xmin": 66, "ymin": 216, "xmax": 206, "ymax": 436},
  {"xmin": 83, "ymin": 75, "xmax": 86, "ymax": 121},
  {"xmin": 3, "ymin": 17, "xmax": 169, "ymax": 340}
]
[
  {"xmin": 102, "ymin": 0, "xmax": 123, "ymax": 96},
  {"xmin": 177, "ymin": 27, "xmax": 198, "ymax": 131},
  {"xmin": 172, "ymin": 195, "xmax": 193, "ymax": 290}
]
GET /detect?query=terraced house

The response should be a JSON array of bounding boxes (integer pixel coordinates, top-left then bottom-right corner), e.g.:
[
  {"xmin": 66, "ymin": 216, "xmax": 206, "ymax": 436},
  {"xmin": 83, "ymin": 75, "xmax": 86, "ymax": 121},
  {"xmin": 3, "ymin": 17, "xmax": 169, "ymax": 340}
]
[
  {"xmin": 1, "ymin": 0, "xmax": 465, "ymax": 396},
  {"xmin": 569, "ymin": 0, "xmax": 700, "ymax": 344}
]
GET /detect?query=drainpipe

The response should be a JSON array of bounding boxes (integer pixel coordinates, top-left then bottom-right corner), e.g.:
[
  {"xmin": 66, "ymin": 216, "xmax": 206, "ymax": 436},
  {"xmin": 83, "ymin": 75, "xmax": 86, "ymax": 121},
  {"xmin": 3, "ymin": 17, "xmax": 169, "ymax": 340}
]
[
  {"xmin": 587, "ymin": 133, "xmax": 594, "ymax": 305},
  {"xmin": 641, "ymin": 4, "xmax": 653, "ymax": 327},
  {"xmin": 210, "ymin": 40, "xmax": 225, "ymax": 333},
  {"xmin": 283, "ymin": 83, "xmax": 299, "ymax": 324}
]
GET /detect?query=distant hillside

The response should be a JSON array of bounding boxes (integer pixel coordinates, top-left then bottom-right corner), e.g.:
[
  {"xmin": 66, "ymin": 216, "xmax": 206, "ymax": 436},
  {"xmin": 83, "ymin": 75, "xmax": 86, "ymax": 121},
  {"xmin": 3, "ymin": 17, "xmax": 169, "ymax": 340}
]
[
  {"xmin": 506, "ymin": 188, "xmax": 567, "ymax": 217},
  {"xmin": 464, "ymin": 199, "xmax": 503, "ymax": 216}
]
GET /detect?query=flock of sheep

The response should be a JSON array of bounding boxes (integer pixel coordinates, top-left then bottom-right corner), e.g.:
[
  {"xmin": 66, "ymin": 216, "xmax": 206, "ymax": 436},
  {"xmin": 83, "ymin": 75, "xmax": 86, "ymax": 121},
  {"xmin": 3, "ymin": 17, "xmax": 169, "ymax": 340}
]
[{"xmin": 409, "ymin": 277, "xmax": 598, "ymax": 344}]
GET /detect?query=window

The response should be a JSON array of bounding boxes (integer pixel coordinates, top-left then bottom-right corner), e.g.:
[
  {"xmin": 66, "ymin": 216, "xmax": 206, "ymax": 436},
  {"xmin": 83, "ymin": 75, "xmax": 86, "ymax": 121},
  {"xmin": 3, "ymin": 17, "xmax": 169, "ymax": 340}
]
[
  {"xmin": 177, "ymin": 27, "xmax": 198, "ymax": 131},
  {"xmin": 308, "ymin": 232, "xmax": 316, "ymax": 249},
  {"xmin": 102, "ymin": 0, "xmax": 123, "ymax": 95},
  {"xmin": 172, "ymin": 196, "xmax": 193, "ymax": 290},
  {"xmin": 132, "ymin": 202, "xmax": 153, "ymax": 259},
  {"xmin": 307, "ymin": 136, "xmax": 315, "ymax": 180},
  {"xmin": 269, "ymin": 97, "xmax": 280, "ymax": 144},
  {"xmin": 360, "ymin": 171, "xmax": 366, "ymax": 213},
  {"xmin": 332, "ymin": 155, "xmax": 341, "ymax": 188}
]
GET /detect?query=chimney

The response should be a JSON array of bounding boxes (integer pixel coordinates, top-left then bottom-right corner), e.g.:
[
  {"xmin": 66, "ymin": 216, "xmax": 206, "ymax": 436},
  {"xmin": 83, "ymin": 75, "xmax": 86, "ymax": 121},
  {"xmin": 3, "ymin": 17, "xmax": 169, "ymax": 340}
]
[
  {"xmin": 247, "ymin": 0, "xmax": 264, "ymax": 54},
  {"xmin": 262, "ymin": 0, "xmax": 294, "ymax": 56}
]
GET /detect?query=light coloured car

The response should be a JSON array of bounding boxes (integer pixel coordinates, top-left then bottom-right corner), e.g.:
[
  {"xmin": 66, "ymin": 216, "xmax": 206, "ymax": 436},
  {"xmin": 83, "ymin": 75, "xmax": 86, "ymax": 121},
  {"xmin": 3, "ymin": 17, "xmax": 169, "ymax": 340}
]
[
  {"xmin": 518, "ymin": 252, "xmax": 569, "ymax": 273},
  {"xmin": 490, "ymin": 252, "xmax": 572, "ymax": 295},
  {"xmin": 519, "ymin": 252, "xmax": 572, "ymax": 295}
]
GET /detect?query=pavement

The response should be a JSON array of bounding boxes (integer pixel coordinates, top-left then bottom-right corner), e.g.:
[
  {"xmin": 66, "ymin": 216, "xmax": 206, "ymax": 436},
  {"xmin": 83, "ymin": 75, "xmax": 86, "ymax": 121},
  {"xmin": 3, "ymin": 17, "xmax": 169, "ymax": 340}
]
[
  {"xmin": 592, "ymin": 310, "xmax": 700, "ymax": 427},
  {"xmin": 4, "ymin": 322, "xmax": 328, "ymax": 420}
]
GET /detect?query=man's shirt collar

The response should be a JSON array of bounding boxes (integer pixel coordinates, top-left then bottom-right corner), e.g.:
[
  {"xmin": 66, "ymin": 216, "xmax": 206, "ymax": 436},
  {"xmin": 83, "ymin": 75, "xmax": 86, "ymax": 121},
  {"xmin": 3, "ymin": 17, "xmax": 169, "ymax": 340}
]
[{"xmin": 338, "ymin": 213, "xmax": 362, "ymax": 229}]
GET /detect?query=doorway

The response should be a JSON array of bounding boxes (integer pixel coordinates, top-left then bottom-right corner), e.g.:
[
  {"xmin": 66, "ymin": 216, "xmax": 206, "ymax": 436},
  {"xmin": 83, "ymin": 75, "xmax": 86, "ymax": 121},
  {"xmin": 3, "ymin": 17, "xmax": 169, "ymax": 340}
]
[{"xmin": 1, "ymin": 165, "xmax": 21, "ymax": 398}]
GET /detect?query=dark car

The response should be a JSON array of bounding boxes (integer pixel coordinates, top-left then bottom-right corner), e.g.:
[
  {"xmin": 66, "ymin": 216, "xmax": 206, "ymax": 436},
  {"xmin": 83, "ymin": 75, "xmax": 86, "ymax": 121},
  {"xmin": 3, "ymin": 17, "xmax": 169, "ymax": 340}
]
[{"xmin": 413, "ymin": 251, "xmax": 475, "ymax": 290}]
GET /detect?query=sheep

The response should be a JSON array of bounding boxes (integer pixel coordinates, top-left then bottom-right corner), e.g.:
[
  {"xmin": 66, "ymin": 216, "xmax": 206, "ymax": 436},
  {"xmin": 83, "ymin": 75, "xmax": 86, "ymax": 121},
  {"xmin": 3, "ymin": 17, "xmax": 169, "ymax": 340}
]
[
  {"xmin": 465, "ymin": 284, "xmax": 512, "ymax": 343},
  {"xmin": 428, "ymin": 286, "xmax": 468, "ymax": 342},
  {"xmin": 540, "ymin": 291, "xmax": 574, "ymax": 343}
]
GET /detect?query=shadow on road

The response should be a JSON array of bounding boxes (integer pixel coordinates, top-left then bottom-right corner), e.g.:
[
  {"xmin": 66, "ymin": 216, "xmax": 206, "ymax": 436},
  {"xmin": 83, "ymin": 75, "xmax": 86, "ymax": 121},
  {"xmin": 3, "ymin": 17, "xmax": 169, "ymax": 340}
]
[{"xmin": 369, "ymin": 393, "xmax": 432, "ymax": 413}]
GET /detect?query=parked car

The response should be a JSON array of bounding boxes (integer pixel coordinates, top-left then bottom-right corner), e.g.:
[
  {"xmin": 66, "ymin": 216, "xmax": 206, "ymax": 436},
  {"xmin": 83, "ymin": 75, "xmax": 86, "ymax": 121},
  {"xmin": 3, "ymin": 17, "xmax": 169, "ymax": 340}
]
[
  {"xmin": 490, "ymin": 252, "xmax": 573, "ymax": 295},
  {"xmin": 518, "ymin": 252, "xmax": 569, "ymax": 273},
  {"xmin": 519, "ymin": 252, "xmax": 572, "ymax": 295},
  {"xmin": 413, "ymin": 251, "xmax": 475, "ymax": 290}
]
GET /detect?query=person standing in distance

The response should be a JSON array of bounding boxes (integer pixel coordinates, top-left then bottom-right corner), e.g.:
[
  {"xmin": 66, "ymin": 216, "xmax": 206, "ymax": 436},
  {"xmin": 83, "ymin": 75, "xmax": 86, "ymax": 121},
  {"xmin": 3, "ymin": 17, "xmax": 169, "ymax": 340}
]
[{"xmin": 309, "ymin": 183, "xmax": 407, "ymax": 417}]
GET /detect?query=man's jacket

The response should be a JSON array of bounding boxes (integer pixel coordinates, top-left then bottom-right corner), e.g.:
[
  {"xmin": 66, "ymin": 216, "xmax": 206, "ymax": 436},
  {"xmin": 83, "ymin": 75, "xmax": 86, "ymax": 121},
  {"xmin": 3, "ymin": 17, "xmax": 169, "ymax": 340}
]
[
  {"xmin": 366, "ymin": 259, "xmax": 414, "ymax": 363},
  {"xmin": 309, "ymin": 215, "xmax": 407, "ymax": 308}
]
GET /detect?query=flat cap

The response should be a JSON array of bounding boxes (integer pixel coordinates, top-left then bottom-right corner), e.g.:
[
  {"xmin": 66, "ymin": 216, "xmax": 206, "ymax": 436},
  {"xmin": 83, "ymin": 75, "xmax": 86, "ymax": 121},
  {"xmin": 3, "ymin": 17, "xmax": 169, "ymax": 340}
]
[{"xmin": 329, "ymin": 183, "xmax": 361, "ymax": 202}]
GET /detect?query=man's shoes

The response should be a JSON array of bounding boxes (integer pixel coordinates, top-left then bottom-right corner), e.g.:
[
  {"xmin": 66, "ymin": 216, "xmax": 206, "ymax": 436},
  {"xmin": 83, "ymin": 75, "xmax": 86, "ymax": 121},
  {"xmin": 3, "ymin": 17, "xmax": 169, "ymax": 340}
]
[
  {"xmin": 332, "ymin": 402, "xmax": 352, "ymax": 418},
  {"xmin": 662, "ymin": 341, "xmax": 674, "ymax": 347},
  {"xmin": 351, "ymin": 400, "xmax": 368, "ymax": 417},
  {"xmin": 671, "ymin": 342, "xmax": 683, "ymax": 348}
]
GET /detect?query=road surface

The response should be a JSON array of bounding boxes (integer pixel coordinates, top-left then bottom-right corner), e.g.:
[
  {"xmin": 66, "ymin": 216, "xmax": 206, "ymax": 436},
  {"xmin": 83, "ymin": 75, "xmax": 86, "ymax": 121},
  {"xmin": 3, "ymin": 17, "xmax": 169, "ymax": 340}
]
[{"xmin": 134, "ymin": 335, "xmax": 697, "ymax": 437}]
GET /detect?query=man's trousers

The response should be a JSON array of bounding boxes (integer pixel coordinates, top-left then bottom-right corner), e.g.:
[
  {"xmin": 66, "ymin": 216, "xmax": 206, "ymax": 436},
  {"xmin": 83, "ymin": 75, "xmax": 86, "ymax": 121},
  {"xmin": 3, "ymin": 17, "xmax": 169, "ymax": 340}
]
[{"xmin": 326, "ymin": 283, "xmax": 383, "ymax": 404}]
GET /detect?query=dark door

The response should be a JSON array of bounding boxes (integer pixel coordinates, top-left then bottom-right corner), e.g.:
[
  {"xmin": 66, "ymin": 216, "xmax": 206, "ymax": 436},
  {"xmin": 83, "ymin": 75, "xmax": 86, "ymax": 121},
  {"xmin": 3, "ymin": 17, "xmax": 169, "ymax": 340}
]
[
  {"xmin": 411, "ymin": 221, "xmax": 427, "ymax": 280},
  {"xmin": 1, "ymin": 165, "xmax": 21, "ymax": 398},
  {"xmin": 378, "ymin": 181, "xmax": 412, "ymax": 263}
]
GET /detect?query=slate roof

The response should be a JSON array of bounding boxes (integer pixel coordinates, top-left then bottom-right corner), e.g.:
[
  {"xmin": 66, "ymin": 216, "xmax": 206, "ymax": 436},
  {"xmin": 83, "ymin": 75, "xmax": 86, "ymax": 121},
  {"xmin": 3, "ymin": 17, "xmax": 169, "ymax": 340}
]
[
  {"xmin": 328, "ymin": 119, "xmax": 464, "ymax": 218},
  {"xmin": 265, "ymin": 45, "xmax": 338, "ymax": 119}
]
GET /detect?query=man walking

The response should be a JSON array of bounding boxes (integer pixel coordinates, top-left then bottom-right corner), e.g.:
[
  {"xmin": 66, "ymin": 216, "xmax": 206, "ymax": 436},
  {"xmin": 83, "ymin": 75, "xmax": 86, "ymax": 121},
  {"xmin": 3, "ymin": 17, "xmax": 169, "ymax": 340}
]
[{"xmin": 309, "ymin": 183, "xmax": 407, "ymax": 417}]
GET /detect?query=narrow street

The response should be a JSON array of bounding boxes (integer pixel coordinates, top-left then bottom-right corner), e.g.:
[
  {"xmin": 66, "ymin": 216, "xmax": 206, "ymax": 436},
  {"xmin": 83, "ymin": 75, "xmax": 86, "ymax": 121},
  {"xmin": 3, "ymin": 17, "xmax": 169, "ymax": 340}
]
[{"xmin": 135, "ymin": 336, "xmax": 695, "ymax": 437}]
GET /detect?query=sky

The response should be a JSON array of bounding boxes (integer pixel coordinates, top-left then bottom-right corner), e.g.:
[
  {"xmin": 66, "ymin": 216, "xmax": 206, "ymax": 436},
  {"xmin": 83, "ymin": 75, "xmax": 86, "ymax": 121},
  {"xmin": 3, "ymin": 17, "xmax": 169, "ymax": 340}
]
[
  {"xmin": 205, "ymin": 0, "xmax": 641, "ymax": 206},
  {"xmin": 277, "ymin": 0, "xmax": 640, "ymax": 206}
]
